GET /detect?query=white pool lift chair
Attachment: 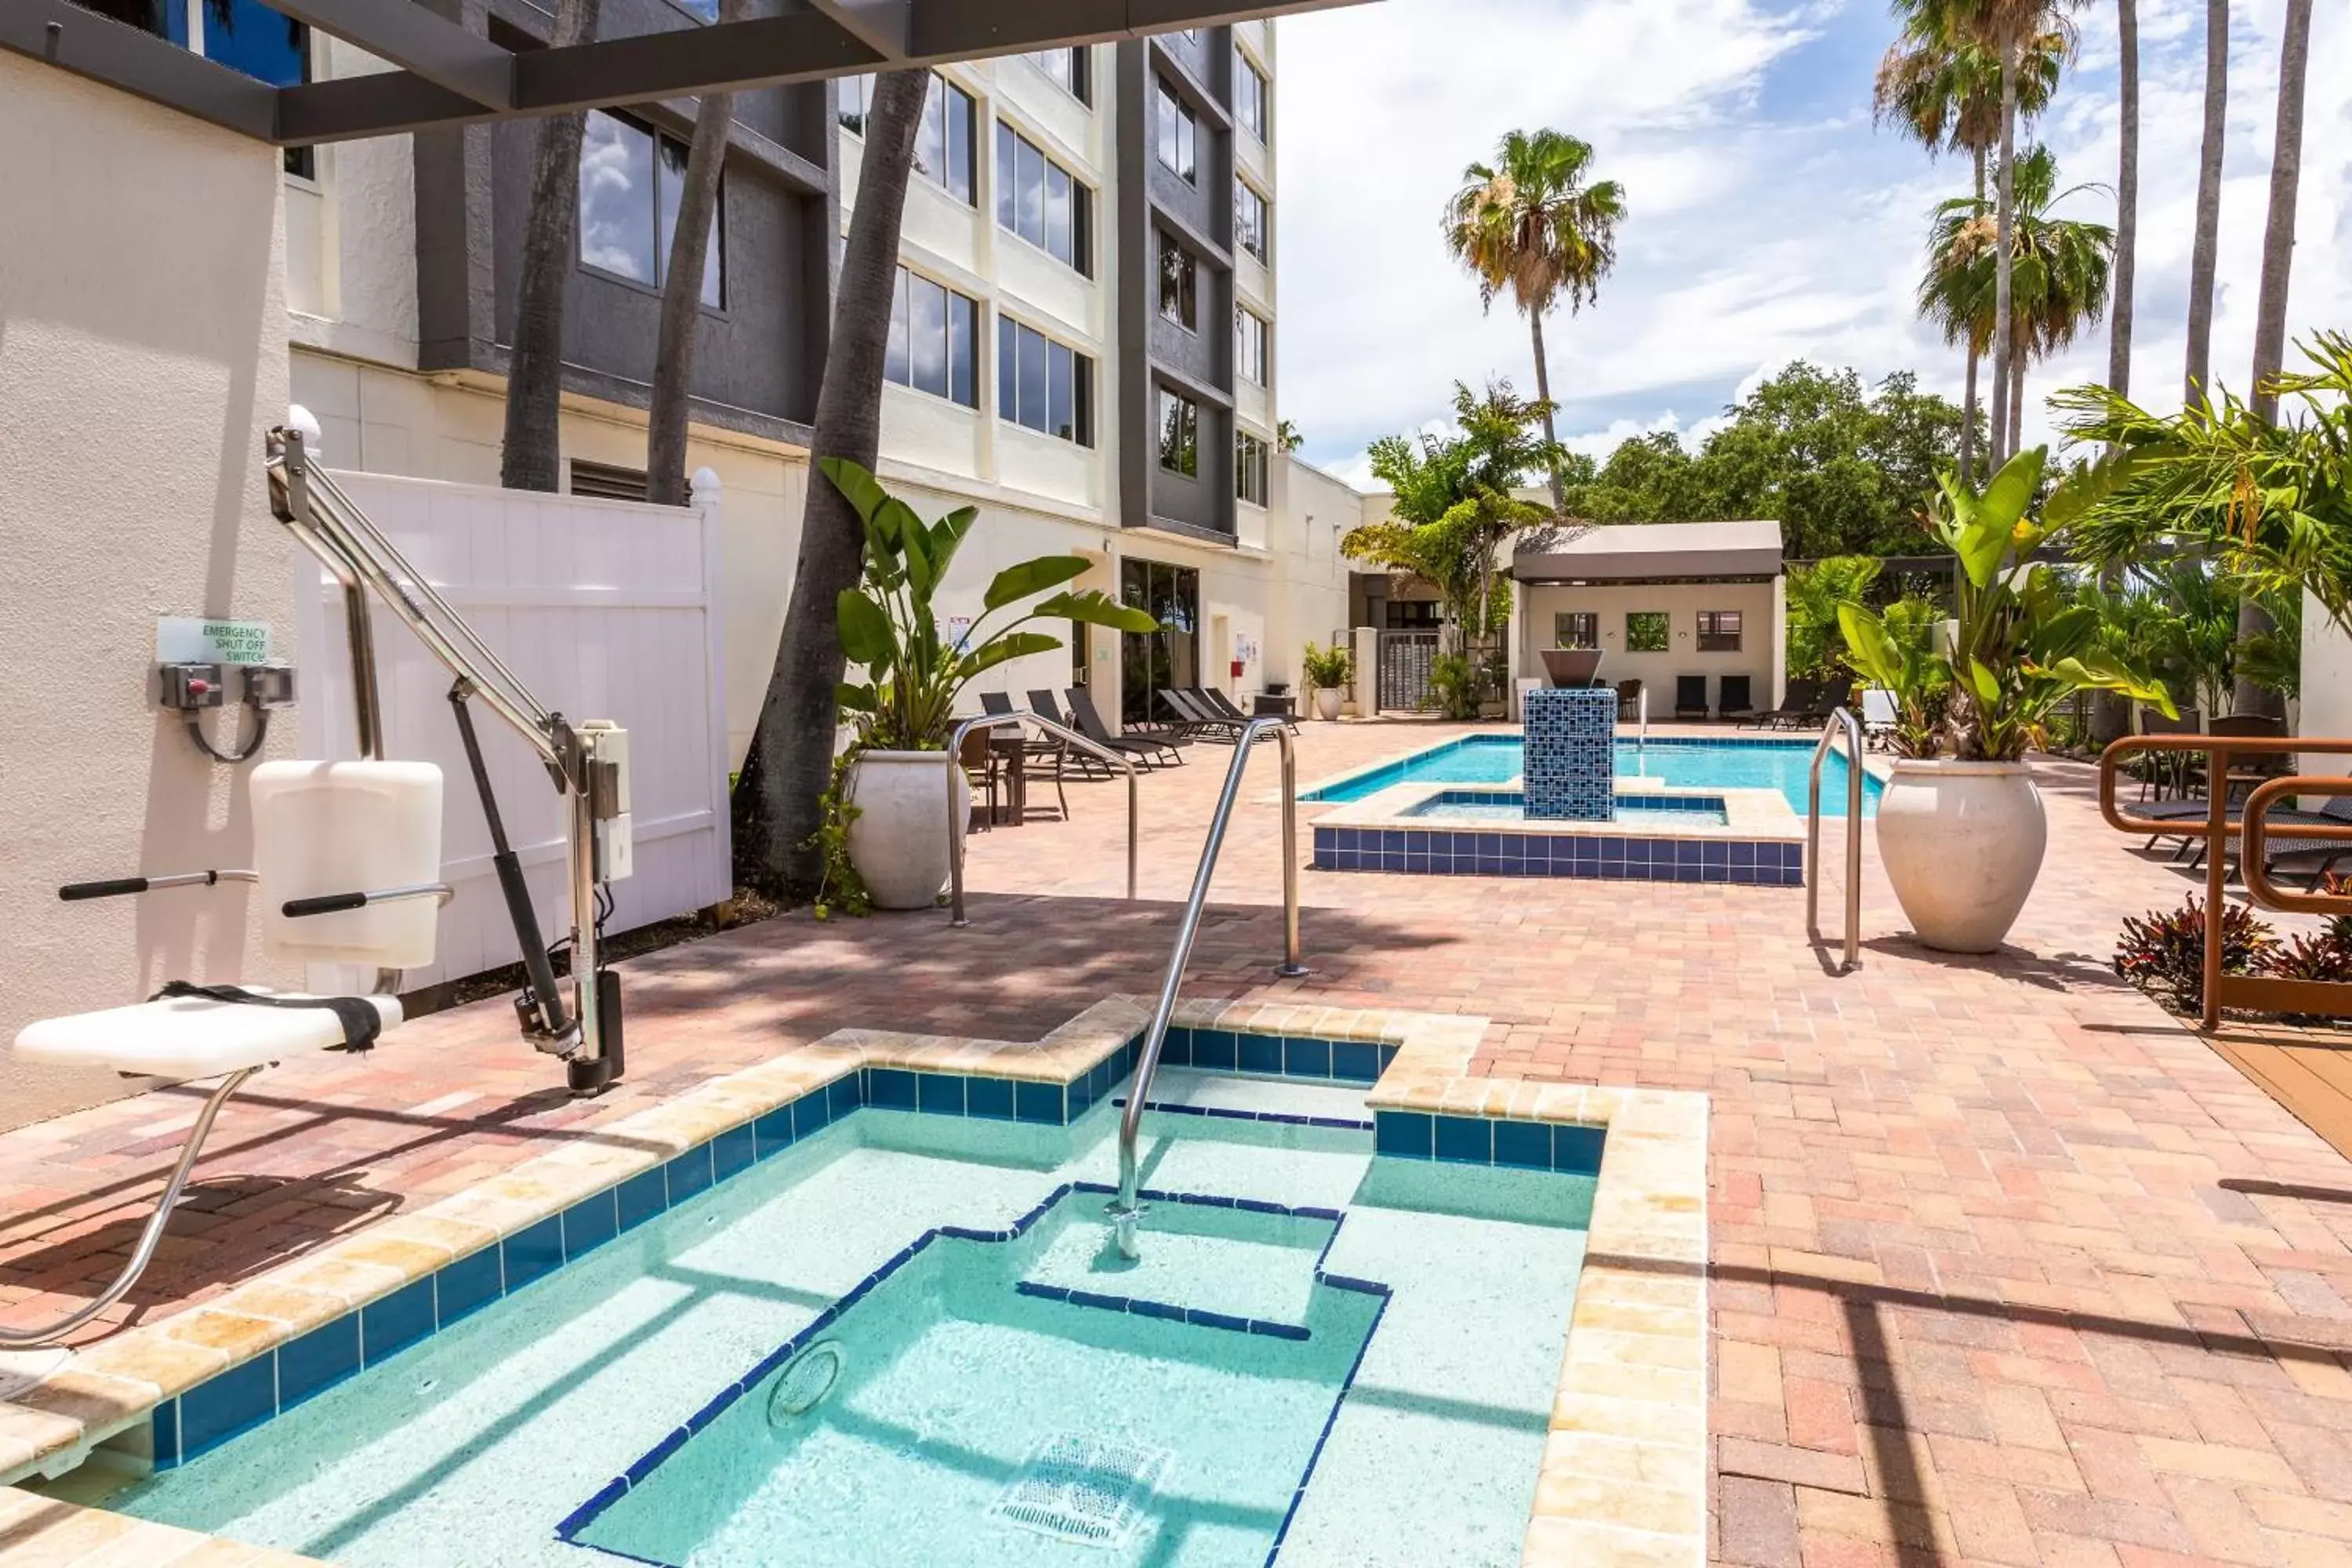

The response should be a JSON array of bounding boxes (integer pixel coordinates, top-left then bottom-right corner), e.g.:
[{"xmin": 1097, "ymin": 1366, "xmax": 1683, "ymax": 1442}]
[{"xmin": 5, "ymin": 760, "xmax": 448, "ymax": 1347}]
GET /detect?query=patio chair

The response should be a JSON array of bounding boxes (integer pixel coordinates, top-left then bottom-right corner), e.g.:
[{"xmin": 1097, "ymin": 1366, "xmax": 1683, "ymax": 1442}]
[
  {"xmin": 1162, "ymin": 688, "xmax": 1243, "ymax": 742},
  {"xmin": 1202, "ymin": 685, "xmax": 1297, "ymax": 734},
  {"xmin": 980, "ymin": 691, "xmax": 1067, "ymax": 820},
  {"xmin": 1029, "ymin": 689, "xmax": 1120, "ymax": 780},
  {"xmin": 1860, "ymin": 688, "xmax": 1899, "ymax": 749},
  {"xmin": 2203, "ymin": 793, "xmax": 2352, "ymax": 886},
  {"xmin": 1065, "ymin": 686, "xmax": 1183, "ymax": 768},
  {"xmin": 1751, "ymin": 677, "xmax": 1819, "ymax": 729},
  {"xmin": 1718, "ymin": 675, "xmax": 1755, "ymax": 724},
  {"xmin": 1674, "ymin": 675, "xmax": 1709, "ymax": 722},
  {"xmin": 1615, "ymin": 678, "xmax": 1644, "ymax": 723},
  {"xmin": 956, "ymin": 724, "xmax": 1002, "ymax": 829},
  {"xmin": 2132, "ymin": 706, "xmax": 2201, "ymax": 801}
]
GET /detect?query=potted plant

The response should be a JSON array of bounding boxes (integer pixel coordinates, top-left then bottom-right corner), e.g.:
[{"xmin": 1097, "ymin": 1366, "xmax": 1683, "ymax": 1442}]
[
  {"xmin": 1839, "ymin": 448, "xmax": 2173, "ymax": 952},
  {"xmin": 1301, "ymin": 641, "xmax": 1353, "ymax": 720},
  {"xmin": 827, "ymin": 459, "xmax": 1157, "ymax": 909}
]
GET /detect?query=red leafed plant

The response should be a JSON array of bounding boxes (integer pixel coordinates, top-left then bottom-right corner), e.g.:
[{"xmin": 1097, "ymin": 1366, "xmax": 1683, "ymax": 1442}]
[{"xmin": 2113, "ymin": 897, "xmax": 2281, "ymax": 1016}]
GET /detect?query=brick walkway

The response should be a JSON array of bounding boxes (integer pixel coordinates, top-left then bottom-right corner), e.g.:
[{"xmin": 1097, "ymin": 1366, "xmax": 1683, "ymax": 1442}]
[{"xmin": 8, "ymin": 720, "xmax": 2352, "ymax": 1565}]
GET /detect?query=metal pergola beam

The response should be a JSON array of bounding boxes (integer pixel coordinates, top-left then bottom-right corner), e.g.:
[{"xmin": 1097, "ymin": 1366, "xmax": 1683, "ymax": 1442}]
[{"xmin": 5, "ymin": 0, "xmax": 1366, "ymax": 148}]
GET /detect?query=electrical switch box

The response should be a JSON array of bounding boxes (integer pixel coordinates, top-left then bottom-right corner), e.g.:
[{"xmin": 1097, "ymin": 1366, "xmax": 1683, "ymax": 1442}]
[
  {"xmin": 158, "ymin": 663, "xmax": 224, "ymax": 710},
  {"xmin": 580, "ymin": 720, "xmax": 633, "ymax": 884}
]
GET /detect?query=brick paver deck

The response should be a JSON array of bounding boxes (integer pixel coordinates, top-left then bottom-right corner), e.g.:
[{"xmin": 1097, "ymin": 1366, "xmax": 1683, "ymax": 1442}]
[{"xmin": 7, "ymin": 720, "xmax": 2352, "ymax": 1566}]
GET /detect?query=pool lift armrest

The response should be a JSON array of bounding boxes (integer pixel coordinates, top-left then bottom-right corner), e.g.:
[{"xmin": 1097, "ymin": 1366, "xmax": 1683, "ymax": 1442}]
[
  {"xmin": 282, "ymin": 883, "xmax": 456, "ymax": 919},
  {"xmin": 267, "ymin": 424, "xmax": 630, "ymax": 1096},
  {"xmin": 57, "ymin": 869, "xmax": 258, "ymax": 901}
]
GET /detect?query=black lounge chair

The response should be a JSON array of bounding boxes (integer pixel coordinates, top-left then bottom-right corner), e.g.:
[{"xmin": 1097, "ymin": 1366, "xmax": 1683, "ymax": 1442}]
[
  {"xmin": 1029, "ymin": 689, "xmax": 1131, "ymax": 778},
  {"xmin": 1719, "ymin": 674, "xmax": 1754, "ymax": 724},
  {"xmin": 1065, "ymin": 686, "xmax": 1182, "ymax": 768},
  {"xmin": 1674, "ymin": 675, "xmax": 1709, "ymax": 722},
  {"xmin": 1200, "ymin": 686, "xmax": 1296, "ymax": 735},
  {"xmin": 980, "ymin": 691, "xmax": 1068, "ymax": 818},
  {"xmin": 1752, "ymin": 678, "xmax": 1820, "ymax": 730},
  {"xmin": 1161, "ymin": 688, "xmax": 1243, "ymax": 742},
  {"xmin": 1615, "ymin": 679, "xmax": 1644, "ymax": 722}
]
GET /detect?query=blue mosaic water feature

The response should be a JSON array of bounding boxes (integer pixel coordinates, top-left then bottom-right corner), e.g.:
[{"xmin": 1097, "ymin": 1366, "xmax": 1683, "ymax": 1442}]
[
  {"xmin": 1303, "ymin": 735, "xmax": 1880, "ymax": 817},
  {"xmin": 1519, "ymin": 688, "xmax": 1617, "ymax": 820}
]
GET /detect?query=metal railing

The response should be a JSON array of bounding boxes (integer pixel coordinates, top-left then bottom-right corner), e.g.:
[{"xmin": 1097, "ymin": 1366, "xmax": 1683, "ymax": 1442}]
[
  {"xmin": 942, "ymin": 710, "xmax": 1139, "ymax": 927},
  {"xmin": 2097, "ymin": 735, "xmax": 2352, "ymax": 1031},
  {"xmin": 1806, "ymin": 706, "xmax": 1864, "ymax": 972},
  {"xmin": 1107, "ymin": 716, "xmax": 1305, "ymax": 1259}
]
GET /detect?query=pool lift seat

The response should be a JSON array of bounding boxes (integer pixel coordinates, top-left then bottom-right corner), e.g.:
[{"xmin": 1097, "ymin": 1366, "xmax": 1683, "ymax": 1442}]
[{"xmin": 5, "ymin": 760, "xmax": 448, "ymax": 1348}]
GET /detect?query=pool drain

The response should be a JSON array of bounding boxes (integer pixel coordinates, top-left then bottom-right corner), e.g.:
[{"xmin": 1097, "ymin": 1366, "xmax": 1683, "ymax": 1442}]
[
  {"xmin": 766, "ymin": 1340, "xmax": 845, "ymax": 1425},
  {"xmin": 989, "ymin": 1433, "xmax": 1171, "ymax": 1548}
]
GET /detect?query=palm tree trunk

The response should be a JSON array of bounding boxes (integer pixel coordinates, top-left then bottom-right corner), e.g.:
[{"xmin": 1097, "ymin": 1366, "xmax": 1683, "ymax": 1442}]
[
  {"xmin": 499, "ymin": 0, "xmax": 601, "ymax": 492},
  {"xmin": 1987, "ymin": 35, "xmax": 2019, "ymax": 469},
  {"xmin": 1526, "ymin": 311, "xmax": 1565, "ymax": 511},
  {"xmin": 731, "ymin": 70, "xmax": 930, "ymax": 897},
  {"xmin": 2008, "ymin": 354, "xmax": 2026, "ymax": 458},
  {"xmin": 2183, "ymin": 0, "xmax": 2227, "ymax": 407},
  {"xmin": 1958, "ymin": 145, "xmax": 1985, "ymax": 486},
  {"xmin": 645, "ymin": 0, "xmax": 748, "ymax": 507},
  {"xmin": 2233, "ymin": 0, "xmax": 2312, "ymax": 721},
  {"xmin": 2107, "ymin": 0, "xmax": 2139, "ymax": 401}
]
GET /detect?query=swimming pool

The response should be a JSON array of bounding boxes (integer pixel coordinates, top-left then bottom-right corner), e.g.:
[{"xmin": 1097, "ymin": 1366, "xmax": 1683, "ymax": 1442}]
[
  {"xmin": 114, "ymin": 1047, "xmax": 1599, "ymax": 1567},
  {"xmin": 1305, "ymin": 735, "xmax": 1880, "ymax": 816}
]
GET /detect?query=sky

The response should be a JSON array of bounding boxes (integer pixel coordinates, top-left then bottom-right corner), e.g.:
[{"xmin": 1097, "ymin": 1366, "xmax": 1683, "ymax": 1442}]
[{"xmin": 1272, "ymin": 0, "xmax": 2351, "ymax": 489}]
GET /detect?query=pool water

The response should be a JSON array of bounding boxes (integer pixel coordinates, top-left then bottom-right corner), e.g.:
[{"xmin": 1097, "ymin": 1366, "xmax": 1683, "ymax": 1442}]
[
  {"xmin": 118, "ymin": 1070, "xmax": 1594, "ymax": 1568},
  {"xmin": 1305, "ymin": 735, "xmax": 1878, "ymax": 816}
]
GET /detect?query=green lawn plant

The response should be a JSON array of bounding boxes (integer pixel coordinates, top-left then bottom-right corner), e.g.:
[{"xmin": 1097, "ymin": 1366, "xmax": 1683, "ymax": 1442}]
[
  {"xmin": 826, "ymin": 458, "xmax": 1158, "ymax": 750},
  {"xmin": 1838, "ymin": 446, "xmax": 2173, "ymax": 760}
]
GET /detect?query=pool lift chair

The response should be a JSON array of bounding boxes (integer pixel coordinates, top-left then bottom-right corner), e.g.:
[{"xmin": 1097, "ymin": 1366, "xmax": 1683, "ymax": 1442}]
[{"xmin": 2, "ymin": 426, "xmax": 634, "ymax": 1348}]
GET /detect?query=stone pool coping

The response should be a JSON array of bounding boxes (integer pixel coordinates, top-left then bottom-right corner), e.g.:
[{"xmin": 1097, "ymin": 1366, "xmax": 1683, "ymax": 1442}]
[
  {"xmin": 0, "ymin": 998, "xmax": 1707, "ymax": 1568},
  {"xmin": 1315, "ymin": 777, "xmax": 1804, "ymax": 841}
]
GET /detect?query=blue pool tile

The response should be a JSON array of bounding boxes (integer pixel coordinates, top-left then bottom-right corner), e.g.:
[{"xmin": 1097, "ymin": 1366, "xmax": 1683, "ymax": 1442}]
[
  {"xmin": 1553, "ymin": 1124, "xmax": 1607, "ymax": 1174},
  {"xmin": 866, "ymin": 1067, "xmax": 918, "ymax": 1111},
  {"xmin": 1330, "ymin": 1040, "xmax": 1379, "ymax": 1083},
  {"xmin": 616, "ymin": 1168, "xmax": 668, "ymax": 1233},
  {"xmin": 1014, "ymin": 1080, "xmax": 1065, "ymax": 1124},
  {"xmin": 1704, "ymin": 840, "xmax": 1729, "ymax": 867},
  {"xmin": 1381, "ymin": 830, "xmax": 1406, "ymax": 855},
  {"xmin": 1433, "ymin": 1115, "xmax": 1493, "ymax": 1164},
  {"xmin": 278, "ymin": 1314, "xmax": 361, "ymax": 1407},
  {"xmin": 361, "ymin": 1277, "xmax": 436, "ymax": 1366},
  {"xmin": 827, "ymin": 1073, "xmax": 863, "ymax": 1120},
  {"xmin": 1069, "ymin": 1073, "xmax": 1095, "ymax": 1117},
  {"xmin": 966, "ymin": 1076, "xmax": 1015, "ymax": 1121},
  {"xmin": 178, "ymin": 1355, "xmax": 276, "ymax": 1459},
  {"xmin": 1190, "ymin": 1308, "xmax": 1250, "ymax": 1334},
  {"xmin": 753, "ymin": 1106, "xmax": 793, "ymax": 1156},
  {"xmin": 916, "ymin": 1072, "xmax": 965, "ymax": 1117},
  {"xmin": 504, "ymin": 1216, "xmax": 565, "ymax": 1291},
  {"xmin": 1284, "ymin": 1036, "xmax": 1331, "ymax": 1080},
  {"xmin": 665, "ymin": 1147, "xmax": 713, "ymax": 1205},
  {"xmin": 1192, "ymin": 1029, "xmax": 1237, "ymax": 1071},
  {"xmin": 713, "ymin": 1123, "xmax": 756, "ymax": 1183},
  {"xmin": 1160, "ymin": 1027, "xmax": 1193, "ymax": 1067},
  {"xmin": 151, "ymin": 1400, "xmax": 180, "ymax": 1470},
  {"xmin": 1491, "ymin": 1119, "xmax": 1552, "ymax": 1171},
  {"xmin": 564, "ymin": 1189, "xmax": 621, "ymax": 1258},
  {"xmin": 437, "ymin": 1243, "xmax": 504, "ymax": 1323},
  {"xmin": 1374, "ymin": 1110, "xmax": 1433, "ymax": 1160},
  {"xmin": 797, "ymin": 1089, "xmax": 835, "ymax": 1139},
  {"xmin": 1237, "ymin": 1033, "xmax": 1283, "ymax": 1075}
]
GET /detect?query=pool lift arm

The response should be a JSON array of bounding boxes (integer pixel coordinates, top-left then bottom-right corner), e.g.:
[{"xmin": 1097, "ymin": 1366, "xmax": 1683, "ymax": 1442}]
[{"xmin": 267, "ymin": 426, "xmax": 630, "ymax": 1095}]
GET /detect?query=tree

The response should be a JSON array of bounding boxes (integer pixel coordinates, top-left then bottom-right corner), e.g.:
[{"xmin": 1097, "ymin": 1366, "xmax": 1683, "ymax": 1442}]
[
  {"xmin": 2183, "ymin": 0, "xmax": 2227, "ymax": 405},
  {"xmin": 1276, "ymin": 419, "xmax": 1305, "ymax": 454},
  {"xmin": 732, "ymin": 71, "xmax": 931, "ymax": 898},
  {"xmin": 501, "ymin": 0, "xmax": 601, "ymax": 492},
  {"xmin": 2107, "ymin": 0, "xmax": 2138, "ymax": 402},
  {"xmin": 1784, "ymin": 556, "xmax": 1886, "ymax": 681},
  {"xmin": 645, "ymin": 0, "xmax": 750, "ymax": 506},
  {"xmin": 1442, "ymin": 129, "xmax": 1626, "ymax": 510}
]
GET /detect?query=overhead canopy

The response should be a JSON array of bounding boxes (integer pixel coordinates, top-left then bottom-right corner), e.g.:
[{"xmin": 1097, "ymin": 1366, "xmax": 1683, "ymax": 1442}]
[
  {"xmin": 12, "ymin": 0, "xmax": 1365, "ymax": 147},
  {"xmin": 1512, "ymin": 519, "xmax": 1784, "ymax": 585}
]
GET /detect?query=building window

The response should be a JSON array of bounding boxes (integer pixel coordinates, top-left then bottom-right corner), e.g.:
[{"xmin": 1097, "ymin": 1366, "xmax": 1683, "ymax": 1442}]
[
  {"xmin": 1158, "ymin": 388, "xmax": 1199, "ymax": 477},
  {"xmin": 997, "ymin": 318, "xmax": 1094, "ymax": 445},
  {"xmin": 1157, "ymin": 238, "xmax": 1198, "ymax": 330},
  {"xmin": 837, "ymin": 72, "xmax": 873, "ymax": 134},
  {"xmin": 1625, "ymin": 611, "xmax": 1670, "ymax": 652},
  {"xmin": 109, "ymin": 0, "xmax": 316, "ymax": 174},
  {"xmin": 579, "ymin": 110, "xmax": 724, "ymax": 307},
  {"xmin": 885, "ymin": 267, "xmax": 979, "ymax": 408},
  {"xmin": 1026, "ymin": 47, "xmax": 1090, "ymax": 104},
  {"xmin": 1555, "ymin": 612, "xmax": 1599, "ymax": 651},
  {"xmin": 917, "ymin": 75, "xmax": 978, "ymax": 204},
  {"xmin": 994, "ymin": 125, "xmax": 1091, "ymax": 274},
  {"xmin": 1154, "ymin": 78, "xmax": 1197, "ymax": 183},
  {"xmin": 1697, "ymin": 610, "xmax": 1744, "ymax": 652},
  {"xmin": 1234, "ymin": 179, "xmax": 1270, "ymax": 263},
  {"xmin": 1233, "ymin": 45, "xmax": 1269, "ymax": 143},
  {"xmin": 1235, "ymin": 307, "xmax": 1269, "ymax": 384},
  {"xmin": 1236, "ymin": 431, "xmax": 1269, "ymax": 505}
]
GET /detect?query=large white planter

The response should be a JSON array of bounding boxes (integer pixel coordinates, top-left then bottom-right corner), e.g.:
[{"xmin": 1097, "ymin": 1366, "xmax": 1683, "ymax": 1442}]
[
  {"xmin": 1873, "ymin": 758, "xmax": 2046, "ymax": 953},
  {"xmin": 1314, "ymin": 687, "xmax": 1343, "ymax": 721},
  {"xmin": 845, "ymin": 750, "xmax": 970, "ymax": 911}
]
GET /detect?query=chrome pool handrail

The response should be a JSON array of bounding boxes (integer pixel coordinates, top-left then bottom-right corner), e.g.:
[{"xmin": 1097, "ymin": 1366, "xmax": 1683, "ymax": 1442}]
[
  {"xmin": 1806, "ymin": 706, "xmax": 1864, "ymax": 972},
  {"xmin": 942, "ymin": 710, "xmax": 1138, "ymax": 926},
  {"xmin": 1109, "ymin": 717, "xmax": 1305, "ymax": 1258}
]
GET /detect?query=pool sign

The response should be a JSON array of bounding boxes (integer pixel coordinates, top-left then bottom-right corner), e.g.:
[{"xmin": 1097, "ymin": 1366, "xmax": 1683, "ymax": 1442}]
[{"xmin": 157, "ymin": 616, "xmax": 273, "ymax": 665}]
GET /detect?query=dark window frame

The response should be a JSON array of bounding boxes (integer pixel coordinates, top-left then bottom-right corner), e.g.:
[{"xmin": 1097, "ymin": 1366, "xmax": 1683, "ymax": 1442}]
[
  {"xmin": 1154, "ymin": 76, "xmax": 1198, "ymax": 183},
  {"xmin": 996, "ymin": 315, "xmax": 1095, "ymax": 447},
  {"xmin": 1697, "ymin": 610, "xmax": 1744, "ymax": 652},
  {"xmin": 1233, "ymin": 42, "xmax": 1269, "ymax": 143},
  {"xmin": 1236, "ymin": 430, "xmax": 1269, "ymax": 505},
  {"xmin": 577, "ymin": 107, "xmax": 726, "ymax": 310},
  {"xmin": 1234, "ymin": 176, "xmax": 1270, "ymax": 264},
  {"xmin": 1025, "ymin": 46, "xmax": 1091, "ymax": 104},
  {"xmin": 1157, "ymin": 236, "xmax": 1198, "ymax": 331},
  {"xmin": 884, "ymin": 265, "xmax": 981, "ymax": 408},
  {"xmin": 1235, "ymin": 306, "xmax": 1269, "ymax": 384},
  {"xmin": 1555, "ymin": 612, "xmax": 1599, "ymax": 651},
  {"xmin": 993, "ymin": 122, "xmax": 1094, "ymax": 276},
  {"xmin": 1157, "ymin": 387, "xmax": 1200, "ymax": 477}
]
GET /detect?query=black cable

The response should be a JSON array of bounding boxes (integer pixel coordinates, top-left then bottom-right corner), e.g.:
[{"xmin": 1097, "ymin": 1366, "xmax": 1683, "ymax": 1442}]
[{"xmin": 183, "ymin": 706, "xmax": 270, "ymax": 764}]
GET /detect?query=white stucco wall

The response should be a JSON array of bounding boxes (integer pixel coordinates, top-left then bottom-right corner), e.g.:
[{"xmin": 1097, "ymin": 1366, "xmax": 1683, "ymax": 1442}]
[
  {"xmin": 0, "ymin": 56, "xmax": 296, "ymax": 1130},
  {"xmin": 2303, "ymin": 590, "xmax": 2352, "ymax": 780},
  {"xmin": 1520, "ymin": 581, "xmax": 1780, "ymax": 714}
]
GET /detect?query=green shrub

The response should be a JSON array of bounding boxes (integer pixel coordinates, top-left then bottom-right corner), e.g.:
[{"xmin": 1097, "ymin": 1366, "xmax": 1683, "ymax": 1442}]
[{"xmin": 1301, "ymin": 641, "xmax": 1353, "ymax": 690}]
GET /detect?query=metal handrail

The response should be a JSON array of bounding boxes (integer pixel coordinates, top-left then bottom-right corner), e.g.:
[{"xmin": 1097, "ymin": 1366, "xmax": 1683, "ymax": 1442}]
[
  {"xmin": 1806, "ymin": 706, "xmax": 1864, "ymax": 972},
  {"xmin": 1108, "ymin": 717, "xmax": 1305, "ymax": 1259},
  {"xmin": 942, "ymin": 710, "xmax": 1138, "ymax": 926},
  {"xmin": 1639, "ymin": 685, "xmax": 1649, "ymax": 743}
]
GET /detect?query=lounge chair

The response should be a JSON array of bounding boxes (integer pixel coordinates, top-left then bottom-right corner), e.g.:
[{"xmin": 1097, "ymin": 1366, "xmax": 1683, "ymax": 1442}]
[
  {"xmin": 1860, "ymin": 688, "xmax": 1898, "ymax": 749},
  {"xmin": 1751, "ymin": 677, "xmax": 1819, "ymax": 730},
  {"xmin": 2205, "ymin": 795, "xmax": 2352, "ymax": 886},
  {"xmin": 1065, "ymin": 686, "xmax": 1183, "ymax": 768},
  {"xmin": 1161, "ymin": 688, "xmax": 1243, "ymax": 742},
  {"xmin": 1029, "ymin": 689, "xmax": 1127, "ymax": 779},
  {"xmin": 1719, "ymin": 675, "xmax": 1755, "ymax": 724},
  {"xmin": 980, "ymin": 691, "xmax": 1067, "ymax": 819},
  {"xmin": 1674, "ymin": 675, "xmax": 1709, "ymax": 722},
  {"xmin": 1616, "ymin": 679, "xmax": 1644, "ymax": 723},
  {"xmin": 1200, "ymin": 686, "xmax": 1297, "ymax": 734}
]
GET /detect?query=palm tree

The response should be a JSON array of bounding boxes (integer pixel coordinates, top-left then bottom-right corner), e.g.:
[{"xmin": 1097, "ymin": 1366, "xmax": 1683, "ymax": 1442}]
[
  {"xmin": 2107, "ymin": 0, "xmax": 2137, "ymax": 401},
  {"xmin": 1442, "ymin": 129, "xmax": 1625, "ymax": 511},
  {"xmin": 1920, "ymin": 145, "xmax": 2113, "ymax": 452},
  {"xmin": 2183, "ymin": 0, "xmax": 2227, "ymax": 405},
  {"xmin": 501, "ymin": 0, "xmax": 601, "ymax": 492},
  {"xmin": 732, "ymin": 71, "xmax": 931, "ymax": 896},
  {"xmin": 1872, "ymin": 17, "xmax": 2063, "ymax": 480},
  {"xmin": 646, "ymin": 0, "xmax": 750, "ymax": 506}
]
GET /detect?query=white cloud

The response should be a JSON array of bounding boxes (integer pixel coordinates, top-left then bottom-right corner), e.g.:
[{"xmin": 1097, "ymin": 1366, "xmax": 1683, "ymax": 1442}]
[{"xmin": 1275, "ymin": 0, "xmax": 2351, "ymax": 485}]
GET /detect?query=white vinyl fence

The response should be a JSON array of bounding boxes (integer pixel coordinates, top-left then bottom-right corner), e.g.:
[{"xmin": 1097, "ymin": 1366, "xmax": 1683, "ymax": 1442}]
[{"xmin": 296, "ymin": 470, "xmax": 731, "ymax": 992}]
